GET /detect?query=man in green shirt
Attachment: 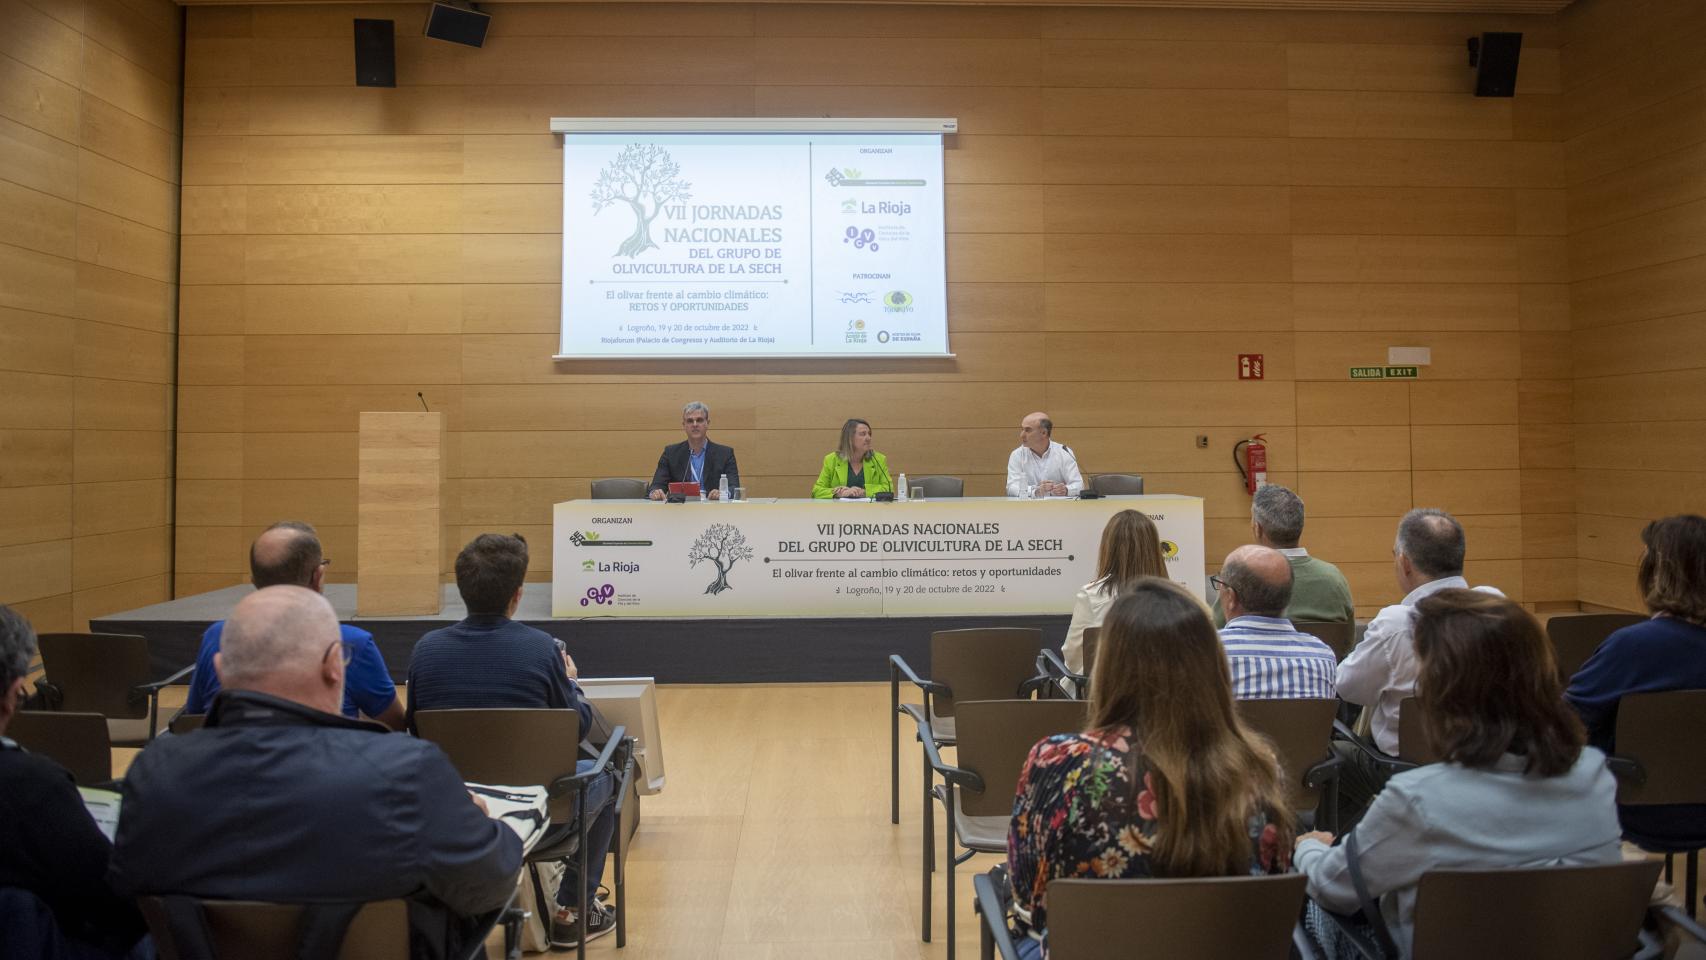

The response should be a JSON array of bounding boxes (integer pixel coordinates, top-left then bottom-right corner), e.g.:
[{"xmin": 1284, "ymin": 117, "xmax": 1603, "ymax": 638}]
[{"xmin": 1212, "ymin": 484, "xmax": 1355, "ymax": 627}]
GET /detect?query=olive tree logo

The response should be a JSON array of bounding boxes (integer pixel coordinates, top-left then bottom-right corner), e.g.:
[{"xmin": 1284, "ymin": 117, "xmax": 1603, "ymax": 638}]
[
  {"xmin": 688, "ymin": 523, "xmax": 752, "ymax": 596},
  {"xmin": 590, "ymin": 143, "xmax": 692, "ymax": 258}
]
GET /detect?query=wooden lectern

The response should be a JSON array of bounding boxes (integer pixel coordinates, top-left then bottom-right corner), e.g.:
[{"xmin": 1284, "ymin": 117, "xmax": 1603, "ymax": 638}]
[{"xmin": 357, "ymin": 411, "xmax": 445, "ymax": 615}]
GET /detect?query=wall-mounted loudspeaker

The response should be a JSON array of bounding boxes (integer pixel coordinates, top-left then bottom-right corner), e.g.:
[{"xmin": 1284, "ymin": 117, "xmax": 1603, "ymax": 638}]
[
  {"xmin": 425, "ymin": 2, "xmax": 490, "ymax": 48},
  {"xmin": 1468, "ymin": 32, "xmax": 1522, "ymax": 98},
  {"xmin": 353, "ymin": 18, "xmax": 396, "ymax": 87}
]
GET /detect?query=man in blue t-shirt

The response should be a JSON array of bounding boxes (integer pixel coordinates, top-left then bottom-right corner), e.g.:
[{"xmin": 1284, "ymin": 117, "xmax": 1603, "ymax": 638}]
[{"xmin": 182, "ymin": 521, "xmax": 405, "ymax": 730}]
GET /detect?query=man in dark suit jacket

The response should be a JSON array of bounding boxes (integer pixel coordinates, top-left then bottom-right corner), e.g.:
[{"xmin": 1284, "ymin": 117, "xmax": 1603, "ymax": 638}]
[{"xmin": 648, "ymin": 400, "xmax": 740, "ymax": 499}]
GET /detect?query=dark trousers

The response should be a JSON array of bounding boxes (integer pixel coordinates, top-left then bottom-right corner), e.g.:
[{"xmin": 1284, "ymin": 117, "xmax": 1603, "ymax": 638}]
[{"xmin": 556, "ymin": 761, "xmax": 619, "ymax": 909}]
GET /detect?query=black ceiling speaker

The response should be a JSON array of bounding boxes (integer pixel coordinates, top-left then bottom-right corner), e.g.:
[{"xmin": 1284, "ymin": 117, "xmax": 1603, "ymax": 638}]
[
  {"xmin": 353, "ymin": 18, "xmax": 396, "ymax": 87},
  {"xmin": 425, "ymin": 2, "xmax": 490, "ymax": 48},
  {"xmin": 1468, "ymin": 32, "xmax": 1522, "ymax": 98}
]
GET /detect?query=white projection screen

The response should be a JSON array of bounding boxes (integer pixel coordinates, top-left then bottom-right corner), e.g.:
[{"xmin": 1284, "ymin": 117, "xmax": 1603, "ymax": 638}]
[{"xmin": 552, "ymin": 118, "xmax": 956, "ymax": 359}]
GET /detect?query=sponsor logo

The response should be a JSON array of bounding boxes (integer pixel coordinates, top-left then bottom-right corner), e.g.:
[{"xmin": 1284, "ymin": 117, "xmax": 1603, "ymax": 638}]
[
  {"xmin": 823, "ymin": 167, "xmax": 928, "ymax": 188},
  {"xmin": 571, "ymin": 530, "xmax": 654, "ymax": 547},
  {"xmin": 841, "ymin": 199, "xmax": 858, "ymax": 214},
  {"xmin": 845, "ymin": 331, "xmax": 868, "ymax": 344},
  {"xmin": 580, "ymin": 584, "xmax": 616, "ymax": 607},
  {"xmin": 582, "ymin": 559, "xmax": 596, "ymax": 572},
  {"xmin": 883, "ymin": 291, "xmax": 914, "ymax": 313},
  {"xmin": 876, "ymin": 330, "xmax": 890, "ymax": 344},
  {"xmin": 843, "ymin": 226, "xmax": 879, "ymax": 252},
  {"xmin": 846, "ymin": 319, "xmax": 866, "ymax": 331},
  {"xmin": 850, "ymin": 201, "xmax": 911, "ymax": 217},
  {"xmin": 876, "ymin": 330, "xmax": 923, "ymax": 344},
  {"xmin": 596, "ymin": 561, "xmax": 639, "ymax": 574},
  {"xmin": 836, "ymin": 291, "xmax": 874, "ymax": 305},
  {"xmin": 1160, "ymin": 540, "xmax": 1180, "ymax": 560}
]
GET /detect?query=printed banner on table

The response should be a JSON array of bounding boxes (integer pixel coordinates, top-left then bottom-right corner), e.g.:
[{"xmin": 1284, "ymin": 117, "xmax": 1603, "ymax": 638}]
[{"xmin": 552, "ymin": 496, "xmax": 1205, "ymax": 618}]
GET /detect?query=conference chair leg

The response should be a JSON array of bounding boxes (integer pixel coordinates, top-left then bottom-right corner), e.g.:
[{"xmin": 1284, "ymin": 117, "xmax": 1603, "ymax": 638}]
[
  {"xmin": 922, "ymin": 768, "xmax": 933, "ymax": 942},
  {"xmin": 578, "ymin": 797, "xmax": 590, "ymax": 960},
  {"xmin": 891, "ymin": 666, "xmax": 900, "ymax": 825},
  {"xmin": 946, "ymin": 786, "xmax": 958, "ymax": 960},
  {"xmin": 1688, "ymin": 851, "xmax": 1699, "ymax": 920},
  {"xmin": 615, "ymin": 811, "xmax": 627, "ymax": 948}
]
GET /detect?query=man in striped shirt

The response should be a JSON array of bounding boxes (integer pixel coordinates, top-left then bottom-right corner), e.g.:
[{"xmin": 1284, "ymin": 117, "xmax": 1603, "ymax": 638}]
[{"xmin": 1213, "ymin": 545, "xmax": 1338, "ymax": 700}]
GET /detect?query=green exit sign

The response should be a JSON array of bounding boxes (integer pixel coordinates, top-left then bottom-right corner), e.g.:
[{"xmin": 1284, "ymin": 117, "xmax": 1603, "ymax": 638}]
[{"xmin": 1349, "ymin": 366, "xmax": 1421, "ymax": 380}]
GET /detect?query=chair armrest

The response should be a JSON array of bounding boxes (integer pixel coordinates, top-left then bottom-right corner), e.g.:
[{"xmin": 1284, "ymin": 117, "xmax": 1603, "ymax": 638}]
[
  {"xmin": 610, "ymin": 737, "xmax": 638, "ymax": 818},
  {"xmin": 890, "ymin": 655, "xmax": 949, "ymax": 698},
  {"xmin": 972, "ymin": 873, "xmax": 1024, "ymax": 960},
  {"xmin": 1605, "ymin": 754, "xmax": 1645, "ymax": 787},
  {"xmin": 1329, "ymin": 722, "xmax": 1415, "ymax": 777},
  {"xmin": 547, "ymin": 724, "xmax": 627, "ymax": 797},
  {"xmin": 139, "ymin": 664, "xmax": 196, "ymax": 694},
  {"xmin": 1303, "ymin": 753, "xmax": 1344, "ymax": 790},
  {"xmin": 1036, "ymin": 649, "xmax": 1086, "ymax": 699},
  {"xmin": 916, "ymin": 715, "xmax": 985, "ymax": 792}
]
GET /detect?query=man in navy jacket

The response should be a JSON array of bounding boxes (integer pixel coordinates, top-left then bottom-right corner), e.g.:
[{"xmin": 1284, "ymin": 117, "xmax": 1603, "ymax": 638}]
[
  {"xmin": 111, "ymin": 586, "xmax": 521, "ymax": 960},
  {"xmin": 647, "ymin": 400, "xmax": 739, "ymax": 499}
]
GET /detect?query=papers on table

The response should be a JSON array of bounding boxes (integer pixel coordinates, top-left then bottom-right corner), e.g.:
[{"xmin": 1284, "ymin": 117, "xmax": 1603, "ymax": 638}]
[{"xmin": 468, "ymin": 783, "xmax": 550, "ymax": 853}]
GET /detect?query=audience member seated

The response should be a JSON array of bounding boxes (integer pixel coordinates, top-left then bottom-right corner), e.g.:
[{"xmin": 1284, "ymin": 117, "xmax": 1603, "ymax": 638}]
[
  {"xmin": 1061, "ymin": 509, "xmax": 1167, "ymax": 674},
  {"xmin": 183, "ymin": 520, "xmax": 404, "ymax": 730},
  {"xmin": 1334, "ymin": 508, "xmax": 1501, "ymax": 814},
  {"xmin": 408, "ymin": 532, "xmax": 618, "ymax": 949},
  {"xmin": 1297, "ymin": 591, "xmax": 1621, "ymax": 959},
  {"xmin": 1567, "ymin": 514, "xmax": 1706, "ymax": 849},
  {"xmin": 110, "ymin": 586, "xmax": 520, "ymax": 960},
  {"xmin": 1007, "ymin": 579, "xmax": 1294, "ymax": 960},
  {"xmin": 0, "ymin": 605, "xmax": 147, "ymax": 960},
  {"xmin": 1213, "ymin": 545, "xmax": 1337, "ymax": 700},
  {"xmin": 1213, "ymin": 484, "xmax": 1355, "ymax": 627}
]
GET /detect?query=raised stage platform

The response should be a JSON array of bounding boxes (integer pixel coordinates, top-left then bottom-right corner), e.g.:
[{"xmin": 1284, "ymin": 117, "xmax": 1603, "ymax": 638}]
[{"xmin": 93, "ymin": 584, "xmax": 1069, "ymax": 684}]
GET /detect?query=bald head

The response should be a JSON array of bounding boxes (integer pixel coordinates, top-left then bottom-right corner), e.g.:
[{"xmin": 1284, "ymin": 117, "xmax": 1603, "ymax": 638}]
[
  {"xmin": 1019, "ymin": 412, "xmax": 1054, "ymax": 455},
  {"xmin": 250, "ymin": 521, "xmax": 324, "ymax": 590},
  {"xmin": 1219, "ymin": 544, "xmax": 1294, "ymax": 619},
  {"xmin": 216, "ymin": 585, "xmax": 344, "ymax": 714}
]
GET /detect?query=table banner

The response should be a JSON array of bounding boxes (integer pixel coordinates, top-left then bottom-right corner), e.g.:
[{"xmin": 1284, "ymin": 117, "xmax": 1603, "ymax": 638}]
[{"xmin": 552, "ymin": 496, "xmax": 1205, "ymax": 618}]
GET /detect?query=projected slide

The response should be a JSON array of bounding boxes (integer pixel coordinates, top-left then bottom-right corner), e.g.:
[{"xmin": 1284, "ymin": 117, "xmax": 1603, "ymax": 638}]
[{"xmin": 559, "ymin": 129, "xmax": 948, "ymax": 359}]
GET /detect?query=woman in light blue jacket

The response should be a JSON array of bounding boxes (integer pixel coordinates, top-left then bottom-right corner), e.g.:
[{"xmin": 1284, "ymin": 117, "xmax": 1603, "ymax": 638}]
[
  {"xmin": 812, "ymin": 418, "xmax": 894, "ymax": 499},
  {"xmin": 1295, "ymin": 590, "xmax": 1622, "ymax": 958}
]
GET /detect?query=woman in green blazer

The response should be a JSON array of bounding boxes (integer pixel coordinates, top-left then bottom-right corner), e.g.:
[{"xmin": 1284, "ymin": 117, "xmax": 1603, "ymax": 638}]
[{"xmin": 812, "ymin": 418, "xmax": 895, "ymax": 499}]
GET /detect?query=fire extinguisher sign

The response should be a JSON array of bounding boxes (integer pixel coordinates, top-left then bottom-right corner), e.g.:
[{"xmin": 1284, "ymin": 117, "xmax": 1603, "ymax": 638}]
[{"xmin": 1238, "ymin": 354, "xmax": 1264, "ymax": 380}]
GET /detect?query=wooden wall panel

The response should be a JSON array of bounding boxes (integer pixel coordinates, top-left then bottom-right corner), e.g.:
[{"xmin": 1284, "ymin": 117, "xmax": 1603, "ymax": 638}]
[
  {"xmin": 170, "ymin": 1, "xmax": 1604, "ymax": 616},
  {"xmin": 0, "ymin": 0, "xmax": 181, "ymax": 630},
  {"xmin": 1563, "ymin": 0, "xmax": 1706, "ymax": 611}
]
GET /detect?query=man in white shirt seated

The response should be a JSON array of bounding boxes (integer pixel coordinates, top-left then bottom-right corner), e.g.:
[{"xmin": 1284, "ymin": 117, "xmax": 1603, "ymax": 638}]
[
  {"xmin": 1214, "ymin": 545, "xmax": 1337, "ymax": 700},
  {"xmin": 1335, "ymin": 508, "xmax": 1503, "ymax": 813},
  {"xmin": 1005, "ymin": 412, "xmax": 1083, "ymax": 498}
]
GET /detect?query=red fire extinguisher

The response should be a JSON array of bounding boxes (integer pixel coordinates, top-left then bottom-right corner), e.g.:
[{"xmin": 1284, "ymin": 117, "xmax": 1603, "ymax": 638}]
[{"xmin": 1234, "ymin": 434, "xmax": 1268, "ymax": 495}]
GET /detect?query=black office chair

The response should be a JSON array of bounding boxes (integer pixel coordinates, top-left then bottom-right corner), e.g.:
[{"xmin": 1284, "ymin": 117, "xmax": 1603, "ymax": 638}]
[{"xmin": 590, "ymin": 479, "xmax": 647, "ymax": 500}]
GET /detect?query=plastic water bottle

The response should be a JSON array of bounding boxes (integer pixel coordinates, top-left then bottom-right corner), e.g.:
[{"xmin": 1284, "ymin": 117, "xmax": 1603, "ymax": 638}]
[
  {"xmin": 897, "ymin": 473, "xmax": 908, "ymax": 502},
  {"xmin": 718, "ymin": 474, "xmax": 729, "ymax": 502}
]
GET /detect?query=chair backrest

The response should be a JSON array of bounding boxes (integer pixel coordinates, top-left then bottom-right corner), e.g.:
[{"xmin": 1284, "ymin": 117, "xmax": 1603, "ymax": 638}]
[
  {"xmin": 37, "ymin": 632, "xmax": 152, "ymax": 719},
  {"xmin": 1396, "ymin": 696, "xmax": 1438, "ymax": 765},
  {"xmin": 911, "ymin": 475, "xmax": 964, "ymax": 498},
  {"xmin": 953, "ymin": 699, "xmax": 1087, "ymax": 817},
  {"xmin": 1235, "ymin": 698, "xmax": 1337, "ymax": 812},
  {"xmin": 1290, "ymin": 619, "xmax": 1353, "ymax": 661},
  {"xmin": 7, "ymin": 711, "xmax": 112, "ymax": 784},
  {"xmin": 929, "ymin": 627, "xmax": 1044, "ymax": 718},
  {"xmin": 1047, "ymin": 874, "xmax": 1306, "ymax": 960},
  {"xmin": 590, "ymin": 478, "xmax": 647, "ymax": 500},
  {"xmin": 1409, "ymin": 860, "xmax": 1660, "ymax": 960},
  {"xmin": 1613, "ymin": 690, "xmax": 1706, "ymax": 805},
  {"xmin": 140, "ymin": 897, "xmax": 409, "ymax": 960},
  {"xmin": 1090, "ymin": 474, "xmax": 1144, "ymax": 496},
  {"xmin": 576, "ymin": 677, "xmax": 665, "ymax": 794},
  {"xmin": 1546, "ymin": 613, "xmax": 1646, "ymax": 684},
  {"xmin": 1081, "ymin": 626, "xmax": 1100, "ymax": 677},
  {"xmin": 413, "ymin": 708, "xmax": 581, "ymax": 819},
  {"xmin": 169, "ymin": 712, "xmax": 207, "ymax": 735}
]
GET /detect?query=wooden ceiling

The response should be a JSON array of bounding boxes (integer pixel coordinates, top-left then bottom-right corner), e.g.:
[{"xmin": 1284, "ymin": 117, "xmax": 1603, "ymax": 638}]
[{"xmin": 172, "ymin": 0, "xmax": 1574, "ymax": 11}]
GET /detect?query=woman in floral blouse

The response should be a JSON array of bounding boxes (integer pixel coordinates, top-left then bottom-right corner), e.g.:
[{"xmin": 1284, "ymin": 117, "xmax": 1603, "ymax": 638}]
[{"xmin": 1006, "ymin": 577, "xmax": 1295, "ymax": 958}]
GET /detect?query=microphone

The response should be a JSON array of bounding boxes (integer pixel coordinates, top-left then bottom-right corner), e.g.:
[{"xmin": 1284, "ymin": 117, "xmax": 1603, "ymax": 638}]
[{"xmin": 417, "ymin": 392, "xmax": 429, "ymax": 412}]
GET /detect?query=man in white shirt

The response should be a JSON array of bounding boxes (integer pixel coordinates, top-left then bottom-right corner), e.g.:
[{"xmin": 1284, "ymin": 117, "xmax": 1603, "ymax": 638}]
[
  {"xmin": 1335, "ymin": 508, "xmax": 1502, "ymax": 815},
  {"xmin": 1005, "ymin": 412, "xmax": 1083, "ymax": 498}
]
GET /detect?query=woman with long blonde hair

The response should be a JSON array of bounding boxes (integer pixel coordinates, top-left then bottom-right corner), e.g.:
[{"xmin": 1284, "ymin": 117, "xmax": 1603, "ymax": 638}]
[
  {"xmin": 1060, "ymin": 509, "xmax": 1167, "ymax": 673},
  {"xmin": 1007, "ymin": 579, "xmax": 1294, "ymax": 959}
]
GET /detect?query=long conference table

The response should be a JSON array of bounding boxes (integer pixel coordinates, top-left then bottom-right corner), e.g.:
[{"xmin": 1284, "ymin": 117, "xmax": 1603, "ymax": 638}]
[{"xmin": 552, "ymin": 494, "xmax": 1207, "ymax": 618}]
